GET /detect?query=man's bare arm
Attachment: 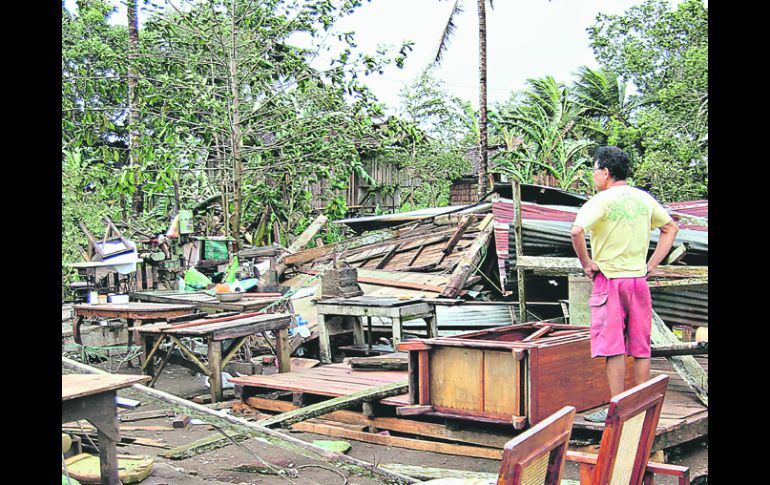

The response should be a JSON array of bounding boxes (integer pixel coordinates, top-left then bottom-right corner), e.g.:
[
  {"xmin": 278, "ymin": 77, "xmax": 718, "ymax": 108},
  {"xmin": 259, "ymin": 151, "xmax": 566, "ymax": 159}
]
[
  {"xmin": 571, "ymin": 225, "xmax": 599, "ymax": 279},
  {"xmin": 646, "ymin": 220, "xmax": 679, "ymax": 275}
]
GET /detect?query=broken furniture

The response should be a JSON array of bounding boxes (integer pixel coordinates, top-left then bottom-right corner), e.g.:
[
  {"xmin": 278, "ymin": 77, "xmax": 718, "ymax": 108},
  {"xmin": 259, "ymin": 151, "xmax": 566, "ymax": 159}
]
[
  {"xmin": 566, "ymin": 375, "xmax": 690, "ymax": 484},
  {"xmin": 315, "ymin": 296, "xmax": 438, "ymax": 364},
  {"xmin": 62, "ymin": 374, "xmax": 151, "ymax": 485},
  {"xmin": 74, "ymin": 217, "xmax": 141, "ymax": 294},
  {"xmin": 131, "ymin": 289, "xmax": 293, "ymax": 313},
  {"xmin": 135, "ymin": 312, "xmax": 294, "ymax": 402},
  {"xmin": 398, "ymin": 322, "xmax": 635, "ymax": 429},
  {"xmin": 495, "ymin": 405, "xmax": 576, "ymax": 484},
  {"xmin": 72, "ymin": 302, "xmax": 197, "ymax": 365}
]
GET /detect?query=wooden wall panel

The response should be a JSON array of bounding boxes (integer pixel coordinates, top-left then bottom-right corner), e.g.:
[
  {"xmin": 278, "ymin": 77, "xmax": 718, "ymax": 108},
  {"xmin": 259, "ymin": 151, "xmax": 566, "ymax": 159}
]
[
  {"xmin": 530, "ymin": 340, "xmax": 635, "ymax": 423},
  {"xmin": 482, "ymin": 350, "xmax": 520, "ymax": 416},
  {"xmin": 430, "ymin": 347, "xmax": 483, "ymax": 412}
]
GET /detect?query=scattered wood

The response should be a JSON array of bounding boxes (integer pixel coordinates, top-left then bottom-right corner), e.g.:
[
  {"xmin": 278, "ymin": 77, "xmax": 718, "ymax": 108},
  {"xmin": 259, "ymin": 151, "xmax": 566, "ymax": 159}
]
[
  {"xmin": 172, "ymin": 415, "xmax": 191, "ymax": 428},
  {"xmin": 441, "ymin": 214, "xmax": 494, "ymax": 297},
  {"xmin": 61, "ymin": 357, "xmax": 419, "ymax": 484},
  {"xmin": 349, "ymin": 354, "xmax": 408, "ymax": 371},
  {"xmin": 160, "ymin": 433, "xmax": 249, "ymax": 460},
  {"xmin": 275, "ymin": 214, "xmax": 328, "ymax": 277},
  {"xmin": 651, "ymin": 310, "xmax": 708, "ymax": 406},
  {"xmin": 651, "ymin": 341, "xmax": 708, "ymax": 357},
  {"xmin": 291, "ymin": 421, "xmax": 503, "ymax": 460},
  {"xmin": 245, "ymin": 396, "xmax": 515, "ymax": 449},
  {"xmin": 192, "ymin": 389, "xmax": 236, "ymax": 404},
  {"xmin": 289, "ymin": 357, "xmax": 320, "ymax": 370},
  {"xmin": 257, "ymin": 380, "xmax": 409, "ymax": 428},
  {"xmin": 119, "ymin": 409, "xmax": 175, "ymax": 422}
]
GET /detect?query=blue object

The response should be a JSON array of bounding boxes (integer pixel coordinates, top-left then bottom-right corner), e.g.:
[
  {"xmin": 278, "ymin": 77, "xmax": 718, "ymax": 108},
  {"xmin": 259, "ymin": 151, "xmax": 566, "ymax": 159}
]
[{"xmin": 231, "ymin": 278, "xmax": 258, "ymax": 292}]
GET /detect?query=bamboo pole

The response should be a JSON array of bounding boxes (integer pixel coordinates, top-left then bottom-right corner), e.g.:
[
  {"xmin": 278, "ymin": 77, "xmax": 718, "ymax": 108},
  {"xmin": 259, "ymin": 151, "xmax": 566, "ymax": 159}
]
[{"xmin": 512, "ymin": 180, "xmax": 526, "ymax": 323}]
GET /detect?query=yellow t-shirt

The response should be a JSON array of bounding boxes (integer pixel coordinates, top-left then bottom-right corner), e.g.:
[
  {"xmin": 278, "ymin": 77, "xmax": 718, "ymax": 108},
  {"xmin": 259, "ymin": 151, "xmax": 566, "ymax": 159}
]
[{"xmin": 573, "ymin": 185, "xmax": 672, "ymax": 278}]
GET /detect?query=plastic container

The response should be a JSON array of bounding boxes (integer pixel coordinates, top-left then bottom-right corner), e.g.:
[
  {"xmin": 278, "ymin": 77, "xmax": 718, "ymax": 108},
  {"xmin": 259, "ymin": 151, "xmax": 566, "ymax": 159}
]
[
  {"xmin": 88, "ymin": 291, "xmax": 99, "ymax": 305},
  {"xmin": 110, "ymin": 294, "xmax": 129, "ymax": 304}
]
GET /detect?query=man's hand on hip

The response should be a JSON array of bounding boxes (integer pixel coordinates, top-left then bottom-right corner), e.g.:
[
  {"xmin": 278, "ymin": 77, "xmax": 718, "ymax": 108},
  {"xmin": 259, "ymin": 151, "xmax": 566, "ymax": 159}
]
[{"xmin": 583, "ymin": 262, "xmax": 600, "ymax": 280}]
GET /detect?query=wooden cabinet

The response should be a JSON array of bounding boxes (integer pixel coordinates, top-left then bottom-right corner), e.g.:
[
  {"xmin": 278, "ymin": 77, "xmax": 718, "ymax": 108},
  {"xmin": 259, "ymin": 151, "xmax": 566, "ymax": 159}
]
[{"xmin": 399, "ymin": 323, "xmax": 634, "ymax": 429}]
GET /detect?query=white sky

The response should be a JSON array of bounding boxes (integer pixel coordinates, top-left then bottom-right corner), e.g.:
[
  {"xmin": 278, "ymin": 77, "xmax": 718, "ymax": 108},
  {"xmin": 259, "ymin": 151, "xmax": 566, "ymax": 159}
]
[{"xmin": 66, "ymin": 0, "xmax": 692, "ymax": 113}]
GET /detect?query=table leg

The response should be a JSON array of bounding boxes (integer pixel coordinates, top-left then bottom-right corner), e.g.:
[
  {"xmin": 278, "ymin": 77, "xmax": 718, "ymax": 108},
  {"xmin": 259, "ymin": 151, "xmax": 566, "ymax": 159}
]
[
  {"xmin": 127, "ymin": 318, "xmax": 140, "ymax": 368},
  {"xmin": 318, "ymin": 314, "xmax": 332, "ymax": 364},
  {"xmin": 352, "ymin": 316, "xmax": 365, "ymax": 347},
  {"xmin": 96, "ymin": 426, "xmax": 120, "ymax": 485},
  {"xmin": 208, "ymin": 339, "xmax": 223, "ymax": 403},
  {"xmin": 391, "ymin": 317, "xmax": 402, "ymax": 351},
  {"xmin": 367, "ymin": 316, "xmax": 373, "ymax": 351},
  {"xmin": 141, "ymin": 335, "xmax": 156, "ymax": 378},
  {"xmin": 73, "ymin": 315, "xmax": 85, "ymax": 345},
  {"xmin": 276, "ymin": 328, "xmax": 292, "ymax": 373}
]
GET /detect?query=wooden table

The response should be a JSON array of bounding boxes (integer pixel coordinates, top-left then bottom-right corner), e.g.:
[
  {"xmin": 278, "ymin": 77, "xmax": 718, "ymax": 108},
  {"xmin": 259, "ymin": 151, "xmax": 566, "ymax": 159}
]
[
  {"xmin": 73, "ymin": 303, "xmax": 197, "ymax": 365},
  {"xmin": 131, "ymin": 289, "xmax": 293, "ymax": 313},
  {"xmin": 62, "ymin": 374, "xmax": 150, "ymax": 484},
  {"xmin": 135, "ymin": 313, "xmax": 294, "ymax": 402},
  {"xmin": 315, "ymin": 297, "xmax": 437, "ymax": 364}
]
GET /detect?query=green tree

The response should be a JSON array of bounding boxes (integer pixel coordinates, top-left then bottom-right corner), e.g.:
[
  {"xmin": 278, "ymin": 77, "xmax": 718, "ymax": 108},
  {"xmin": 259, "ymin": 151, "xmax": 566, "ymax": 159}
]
[{"xmin": 588, "ymin": 0, "xmax": 707, "ymax": 201}]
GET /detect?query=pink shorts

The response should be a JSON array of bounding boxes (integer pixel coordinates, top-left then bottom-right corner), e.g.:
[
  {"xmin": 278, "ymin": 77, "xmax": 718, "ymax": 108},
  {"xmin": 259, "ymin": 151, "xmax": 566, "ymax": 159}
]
[{"xmin": 589, "ymin": 273, "xmax": 652, "ymax": 358}]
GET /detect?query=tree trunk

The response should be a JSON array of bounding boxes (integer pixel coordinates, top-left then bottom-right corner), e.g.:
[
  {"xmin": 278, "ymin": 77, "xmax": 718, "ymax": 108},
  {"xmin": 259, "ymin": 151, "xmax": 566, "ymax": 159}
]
[
  {"xmin": 476, "ymin": 0, "xmax": 488, "ymax": 200},
  {"xmin": 127, "ymin": 0, "xmax": 143, "ymax": 216},
  {"xmin": 228, "ymin": 0, "xmax": 243, "ymax": 249}
]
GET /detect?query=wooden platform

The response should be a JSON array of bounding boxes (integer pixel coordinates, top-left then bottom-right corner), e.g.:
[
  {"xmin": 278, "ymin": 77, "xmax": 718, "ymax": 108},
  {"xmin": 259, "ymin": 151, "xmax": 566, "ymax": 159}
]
[{"xmin": 231, "ymin": 356, "xmax": 707, "ymax": 452}]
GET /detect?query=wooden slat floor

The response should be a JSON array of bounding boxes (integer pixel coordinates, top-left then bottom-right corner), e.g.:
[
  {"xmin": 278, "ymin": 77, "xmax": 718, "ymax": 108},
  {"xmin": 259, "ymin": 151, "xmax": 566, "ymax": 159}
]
[
  {"xmin": 230, "ymin": 363, "xmax": 411, "ymax": 406},
  {"xmin": 231, "ymin": 356, "xmax": 707, "ymax": 449}
]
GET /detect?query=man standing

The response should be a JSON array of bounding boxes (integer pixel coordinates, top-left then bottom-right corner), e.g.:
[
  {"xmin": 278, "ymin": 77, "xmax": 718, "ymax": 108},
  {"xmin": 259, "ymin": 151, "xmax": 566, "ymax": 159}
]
[{"xmin": 570, "ymin": 146, "xmax": 679, "ymax": 422}]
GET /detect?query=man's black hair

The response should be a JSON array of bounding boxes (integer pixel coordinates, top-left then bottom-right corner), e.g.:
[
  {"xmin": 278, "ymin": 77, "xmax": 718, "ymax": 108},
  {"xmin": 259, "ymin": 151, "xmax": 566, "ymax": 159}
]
[{"xmin": 594, "ymin": 146, "xmax": 632, "ymax": 181}]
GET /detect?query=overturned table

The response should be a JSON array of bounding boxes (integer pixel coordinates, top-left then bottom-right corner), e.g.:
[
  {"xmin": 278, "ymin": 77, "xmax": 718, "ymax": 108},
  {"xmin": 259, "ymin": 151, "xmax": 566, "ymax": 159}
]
[
  {"xmin": 316, "ymin": 297, "xmax": 437, "ymax": 364},
  {"xmin": 135, "ymin": 312, "xmax": 294, "ymax": 402},
  {"xmin": 62, "ymin": 374, "xmax": 151, "ymax": 484}
]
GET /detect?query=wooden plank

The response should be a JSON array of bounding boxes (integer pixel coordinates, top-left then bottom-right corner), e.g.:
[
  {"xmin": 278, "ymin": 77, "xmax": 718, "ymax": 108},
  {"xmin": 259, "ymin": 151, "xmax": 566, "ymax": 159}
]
[
  {"xmin": 651, "ymin": 310, "xmax": 708, "ymax": 407},
  {"xmin": 379, "ymin": 464, "xmax": 499, "ymax": 482},
  {"xmin": 290, "ymin": 421, "xmax": 504, "ymax": 460},
  {"xmin": 430, "ymin": 347, "xmax": 483, "ymax": 412},
  {"xmin": 482, "ymin": 349, "xmax": 519, "ymax": 416},
  {"xmin": 246, "ymin": 397, "xmax": 514, "ymax": 448},
  {"xmin": 62, "ymin": 374, "xmax": 151, "ymax": 401},
  {"xmin": 257, "ymin": 381, "xmax": 409, "ymax": 428}
]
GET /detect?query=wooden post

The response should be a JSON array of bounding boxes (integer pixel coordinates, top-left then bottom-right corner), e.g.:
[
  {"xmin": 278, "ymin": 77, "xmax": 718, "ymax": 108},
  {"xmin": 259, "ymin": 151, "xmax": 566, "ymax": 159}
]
[
  {"xmin": 352, "ymin": 317, "xmax": 366, "ymax": 347},
  {"xmin": 276, "ymin": 328, "xmax": 292, "ymax": 373},
  {"xmin": 317, "ymin": 314, "xmax": 332, "ymax": 364},
  {"xmin": 208, "ymin": 339, "xmax": 223, "ymax": 403},
  {"xmin": 512, "ymin": 180, "xmax": 526, "ymax": 323},
  {"xmin": 391, "ymin": 317, "xmax": 403, "ymax": 350}
]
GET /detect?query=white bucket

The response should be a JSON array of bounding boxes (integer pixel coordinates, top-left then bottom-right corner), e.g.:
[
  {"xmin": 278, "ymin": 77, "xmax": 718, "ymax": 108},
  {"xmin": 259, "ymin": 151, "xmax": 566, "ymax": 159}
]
[{"xmin": 110, "ymin": 294, "xmax": 130, "ymax": 304}]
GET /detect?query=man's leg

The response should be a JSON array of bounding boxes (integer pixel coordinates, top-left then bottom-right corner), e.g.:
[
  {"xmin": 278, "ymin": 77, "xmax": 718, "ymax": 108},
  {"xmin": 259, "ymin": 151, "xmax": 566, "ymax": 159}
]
[
  {"xmin": 606, "ymin": 354, "xmax": 626, "ymax": 397},
  {"xmin": 633, "ymin": 357, "xmax": 651, "ymax": 386}
]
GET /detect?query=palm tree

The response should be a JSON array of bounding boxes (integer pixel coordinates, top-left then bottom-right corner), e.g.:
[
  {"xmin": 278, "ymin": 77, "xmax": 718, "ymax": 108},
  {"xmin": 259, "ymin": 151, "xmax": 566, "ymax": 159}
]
[
  {"xmin": 571, "ymin": 66, "xmax": 650, "ymax": 145},
  {"xmin": 433, "ymin": 0, "xmax": 494, "ymax": 200},
  {"xmin": 496, "ymin": 76, "xmax": 595, "ymax": 190}
]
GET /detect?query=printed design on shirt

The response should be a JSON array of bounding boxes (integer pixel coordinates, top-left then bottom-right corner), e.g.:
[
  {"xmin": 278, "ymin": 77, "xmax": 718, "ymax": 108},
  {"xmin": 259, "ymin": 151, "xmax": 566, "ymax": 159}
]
[{"xmin": 604, "ymin": 195, "xmax": 649, "ymax": 223}]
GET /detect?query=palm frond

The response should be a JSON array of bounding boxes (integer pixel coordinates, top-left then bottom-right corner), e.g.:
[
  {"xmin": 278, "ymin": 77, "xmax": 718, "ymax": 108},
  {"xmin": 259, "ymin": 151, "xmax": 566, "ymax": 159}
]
[{"xmin": 433, "ymin": 0, "xmax": 464, "ymax": 67}]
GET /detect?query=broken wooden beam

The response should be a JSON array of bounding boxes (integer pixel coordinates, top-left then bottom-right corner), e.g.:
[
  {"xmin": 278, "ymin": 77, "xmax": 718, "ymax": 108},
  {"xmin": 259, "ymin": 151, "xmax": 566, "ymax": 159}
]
[
  {"xmin": 245, "ymin": 397, "xmax": 514, "ymax": 448},
  {"xmin": 257, "ymin": 380, "xmax": 409, "ymax": 428},
  {"xmin": 651, "ymin": 310, "xmax": 708, "ymax": 406},
  {"xmin": 651, "ymin": 341, "xmax": 707, "ymax": 358},
  {"xmin": 291, "ymin": 421, "xmax": 503, "ymax": 460},
  {"xmin": 274, "ymin": 215, "xmax": 328, "ymax": 277},
  {"xmin": 349, "ymin": 354, "xmax": 408, "ymax": 371},
  {"xmin": 441, "ymin": 214, "xmax": 495, "ymax": 298},
  {"xmin": 161, "ymin": 433, "xmax": 249, "ymax": 460},
  {"xmin": 516, "ymin": 256, "xmax": 708, "ymax": 280}
]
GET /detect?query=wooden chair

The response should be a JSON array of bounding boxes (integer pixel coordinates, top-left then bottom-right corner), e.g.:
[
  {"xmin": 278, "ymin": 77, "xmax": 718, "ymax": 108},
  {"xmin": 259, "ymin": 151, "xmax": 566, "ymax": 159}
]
[
  {"xmin": 566, "ymin": 374, "xmax": 690, "ymax": 485},
  {"xmin": 497, "ymin": 405, "xmax": 577, "ymax": 485}
]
